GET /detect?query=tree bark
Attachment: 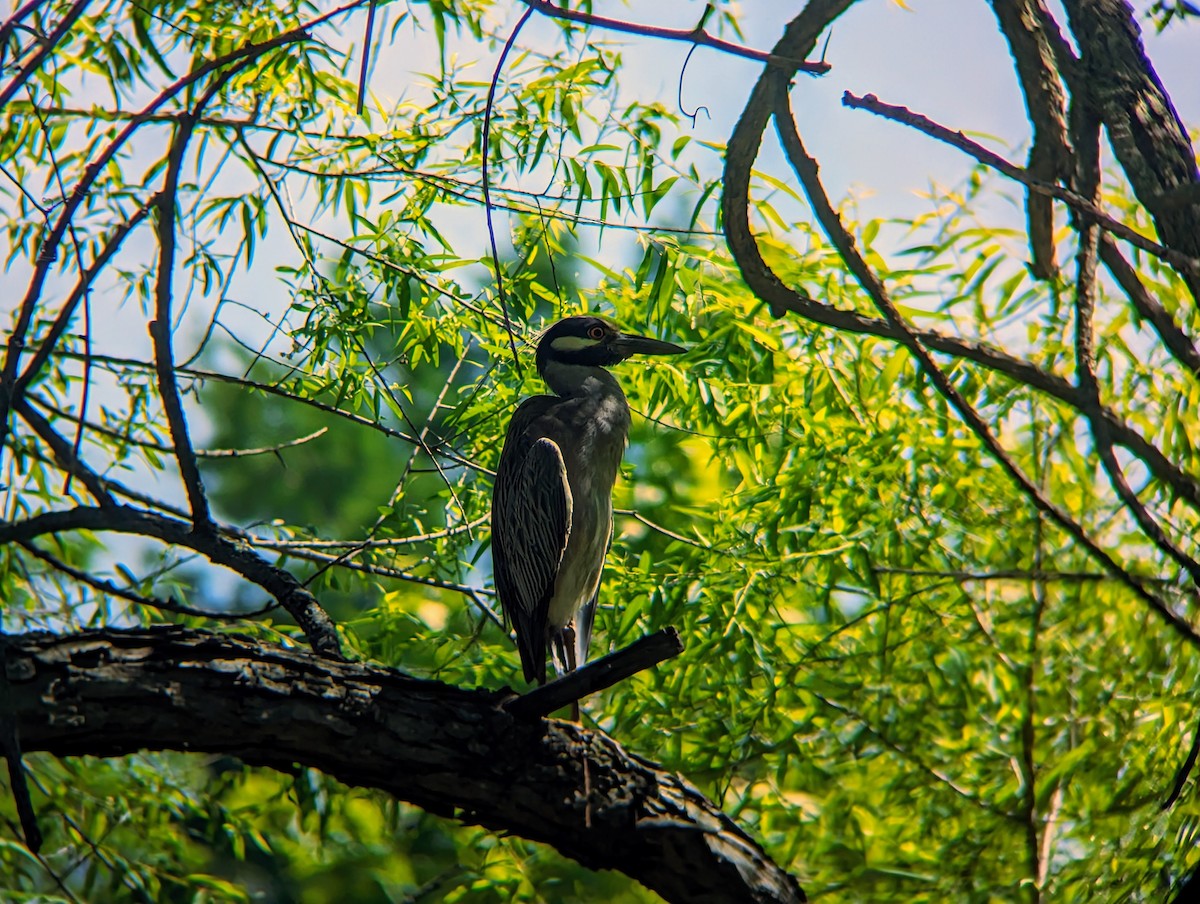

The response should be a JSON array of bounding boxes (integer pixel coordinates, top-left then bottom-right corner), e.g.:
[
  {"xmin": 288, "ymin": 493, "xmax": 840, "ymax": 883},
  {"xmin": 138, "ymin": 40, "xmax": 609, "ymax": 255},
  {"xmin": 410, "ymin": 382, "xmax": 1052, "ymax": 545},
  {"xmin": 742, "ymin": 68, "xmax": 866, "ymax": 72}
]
[{"xmin": 1, "ymin": 627, "xmax": 806, "ymax": 904}]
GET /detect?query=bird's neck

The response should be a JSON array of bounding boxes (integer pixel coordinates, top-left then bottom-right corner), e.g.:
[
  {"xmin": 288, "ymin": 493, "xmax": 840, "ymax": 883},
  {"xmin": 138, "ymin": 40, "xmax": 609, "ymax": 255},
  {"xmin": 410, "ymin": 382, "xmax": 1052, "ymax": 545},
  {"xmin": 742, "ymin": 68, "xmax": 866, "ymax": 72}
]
[{"xmin": 541, "ymin": 360, "xmax": 624, "ymax": 400}]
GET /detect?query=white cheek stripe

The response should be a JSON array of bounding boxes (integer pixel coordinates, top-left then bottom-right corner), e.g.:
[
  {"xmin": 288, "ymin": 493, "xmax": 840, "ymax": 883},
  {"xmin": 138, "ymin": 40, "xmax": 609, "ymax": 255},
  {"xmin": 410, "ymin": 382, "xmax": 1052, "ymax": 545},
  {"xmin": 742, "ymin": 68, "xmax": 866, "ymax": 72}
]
[{"xmin": 551, "ymin": 335, "xmax": 601, "ymax": 352}]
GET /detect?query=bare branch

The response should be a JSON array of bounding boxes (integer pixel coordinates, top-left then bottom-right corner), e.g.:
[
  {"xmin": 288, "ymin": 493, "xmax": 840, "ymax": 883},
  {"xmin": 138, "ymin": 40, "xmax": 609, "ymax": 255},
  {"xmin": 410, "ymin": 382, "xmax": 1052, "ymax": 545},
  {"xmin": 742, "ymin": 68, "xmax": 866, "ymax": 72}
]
[
  {"xmin": 504, "ymin": 629, "xmax": 685, "ymax": 719},
  {"xmin": 0, "ymin": 506, "xmax": 342, "ymax": 658},
  {"xmin": 24, "ymin": 396, "xmax": 329, "ymax": 460},
  {"xmin": 56, "ymin": 350, "xmax": 490, "ymax": 475},
  {"xmin": 482, "ymin": 6, "xmax": 533, "ymax": 379},
  {"xmin": 150, "ymin": 59, "xmax": 267, "ymax": 535},
  {"xmin": 18, "ymin": 540, "xmax": 274, "ymax": 621},
  {"xmin": 519, "ymin": 0, "xmax": 830, "ymax": 73},
  {"xmin": 840, "ymin": 90, "xmax": 1200, "ymax": 277}
]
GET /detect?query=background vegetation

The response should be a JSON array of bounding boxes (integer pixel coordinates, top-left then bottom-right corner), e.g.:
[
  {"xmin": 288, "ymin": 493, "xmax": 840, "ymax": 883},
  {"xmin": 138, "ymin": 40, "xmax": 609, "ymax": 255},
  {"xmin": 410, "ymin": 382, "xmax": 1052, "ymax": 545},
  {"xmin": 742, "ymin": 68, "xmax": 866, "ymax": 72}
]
[{"xmin": 3, "ymin": 0, "xmax": 1200, "ymax": 900}]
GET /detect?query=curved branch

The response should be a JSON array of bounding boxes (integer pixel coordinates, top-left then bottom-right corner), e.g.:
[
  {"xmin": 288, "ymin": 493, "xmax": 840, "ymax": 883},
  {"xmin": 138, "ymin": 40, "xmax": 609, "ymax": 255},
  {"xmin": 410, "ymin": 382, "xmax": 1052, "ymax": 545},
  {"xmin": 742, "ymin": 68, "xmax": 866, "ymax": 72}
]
[
  {"xmin": 722, "ymin": 61, "xmax": 1200, "ymax": 516},
  {"xmin": 839, "ymin": 90, "xmax": 1200, "ymax": 277},
  {"xmin": 769, "ymin": 89, "xmax": 1200, "ymax": 651},
  {"xmin": 7, "ymin": 627, "xmax": 806, "ymax": 904},
  {"xmin": 0, "ymin": 506, "xmax": 341, "ymax": 659}
]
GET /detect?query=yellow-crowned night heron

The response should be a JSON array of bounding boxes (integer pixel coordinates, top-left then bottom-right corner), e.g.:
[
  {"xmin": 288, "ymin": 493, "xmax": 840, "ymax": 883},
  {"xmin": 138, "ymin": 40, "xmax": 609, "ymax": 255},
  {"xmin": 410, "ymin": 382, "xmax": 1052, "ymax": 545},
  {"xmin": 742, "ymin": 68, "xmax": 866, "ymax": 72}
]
[{"xmin": 492, "ymin": 315, "xmax": 686, "ymax": 686}]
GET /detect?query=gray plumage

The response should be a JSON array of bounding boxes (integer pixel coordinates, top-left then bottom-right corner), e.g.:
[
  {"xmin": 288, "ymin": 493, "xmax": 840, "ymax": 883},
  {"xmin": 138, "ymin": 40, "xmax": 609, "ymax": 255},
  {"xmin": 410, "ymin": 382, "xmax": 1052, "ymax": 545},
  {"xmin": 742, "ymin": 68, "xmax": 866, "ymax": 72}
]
[{"xmin": 491, "ymin": 316, "xmax": 685, "ymax": 685}]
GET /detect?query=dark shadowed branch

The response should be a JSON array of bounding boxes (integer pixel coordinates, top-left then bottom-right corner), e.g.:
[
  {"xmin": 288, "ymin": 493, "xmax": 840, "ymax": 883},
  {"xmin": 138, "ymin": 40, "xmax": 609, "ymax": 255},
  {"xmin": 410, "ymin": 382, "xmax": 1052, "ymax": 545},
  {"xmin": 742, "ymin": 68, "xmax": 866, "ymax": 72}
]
[
  {"xmin": 519, "ymin": 0, "xmax": 831, "ymax": 72},
  {"xmin": 5, "ymin": 627, "xmax": 807, "ymax": 904},
  {"xmin": 0, "ymin": 506, "xmax": 342, "ymax": 658}
]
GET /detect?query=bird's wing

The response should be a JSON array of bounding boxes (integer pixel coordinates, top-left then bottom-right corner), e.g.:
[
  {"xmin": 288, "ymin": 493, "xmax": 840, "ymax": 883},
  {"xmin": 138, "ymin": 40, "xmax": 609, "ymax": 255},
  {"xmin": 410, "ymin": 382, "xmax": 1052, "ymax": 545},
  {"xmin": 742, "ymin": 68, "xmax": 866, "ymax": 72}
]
[{"xmin": 492, "ymin": 399, "xmax": 572, "ymax": 685}]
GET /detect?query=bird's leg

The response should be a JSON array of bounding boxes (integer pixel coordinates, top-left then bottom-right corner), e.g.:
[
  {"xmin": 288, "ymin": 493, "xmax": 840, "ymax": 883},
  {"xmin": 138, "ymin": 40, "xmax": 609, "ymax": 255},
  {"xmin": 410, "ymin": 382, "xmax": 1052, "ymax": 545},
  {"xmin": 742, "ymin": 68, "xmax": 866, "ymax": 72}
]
[
  {"xmin": 549, "ymin": 630, "xmax": 568, "ymax": 679},
  {"xmin": 548, "ymin": 625, "xmax": 581, "ymax": 722},
  {"xmin": 562, "ymin": 624, "xmax": 580, "ymax": 722},
  {"xmin": 562, "ymin": 624, "xmax": 578, "ymax": 672}
]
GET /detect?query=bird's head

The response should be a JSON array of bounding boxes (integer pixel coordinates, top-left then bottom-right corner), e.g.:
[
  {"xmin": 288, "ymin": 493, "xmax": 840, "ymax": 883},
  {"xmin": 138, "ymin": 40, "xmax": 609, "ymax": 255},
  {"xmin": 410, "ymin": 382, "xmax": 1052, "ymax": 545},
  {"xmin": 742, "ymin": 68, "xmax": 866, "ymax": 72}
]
[{"xmin": 534, "ymin": 316, "xmax": 686, "ymax": 380}]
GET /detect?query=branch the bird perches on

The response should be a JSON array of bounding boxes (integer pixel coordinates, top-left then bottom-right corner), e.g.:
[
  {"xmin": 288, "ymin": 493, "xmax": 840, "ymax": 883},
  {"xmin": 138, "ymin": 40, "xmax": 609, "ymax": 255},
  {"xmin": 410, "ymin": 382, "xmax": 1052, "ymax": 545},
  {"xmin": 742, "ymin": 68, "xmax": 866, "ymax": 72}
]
[{"xmin": 503, "ymin": 627, "xmax": 685, "ymax": 719}]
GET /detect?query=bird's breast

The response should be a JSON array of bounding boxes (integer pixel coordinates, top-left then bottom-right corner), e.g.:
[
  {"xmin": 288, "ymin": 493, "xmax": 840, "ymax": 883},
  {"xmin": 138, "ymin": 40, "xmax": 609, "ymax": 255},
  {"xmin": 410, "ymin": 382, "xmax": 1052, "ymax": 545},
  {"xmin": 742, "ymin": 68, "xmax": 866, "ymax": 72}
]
[{"xmin": 543, "ymin": 392, "xmax": 630, "ymax": 629}]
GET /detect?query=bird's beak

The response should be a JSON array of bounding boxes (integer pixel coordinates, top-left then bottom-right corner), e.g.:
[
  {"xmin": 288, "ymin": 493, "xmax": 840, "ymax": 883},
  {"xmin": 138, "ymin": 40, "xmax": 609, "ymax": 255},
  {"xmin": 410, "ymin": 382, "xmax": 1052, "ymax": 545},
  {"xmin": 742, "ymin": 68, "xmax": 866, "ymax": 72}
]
[{"xmin": 611, "ymin": 333, "xmax": 687, "ymax": 359}]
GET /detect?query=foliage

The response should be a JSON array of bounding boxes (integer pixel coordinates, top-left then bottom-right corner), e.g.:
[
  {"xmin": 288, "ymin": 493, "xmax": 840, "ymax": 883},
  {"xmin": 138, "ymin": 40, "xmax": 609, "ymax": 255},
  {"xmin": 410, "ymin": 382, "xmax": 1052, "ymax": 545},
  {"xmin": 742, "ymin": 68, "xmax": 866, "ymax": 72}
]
[{"xmin": 2, "ymin": 1, "xmax": 1200, "ymax": 902}]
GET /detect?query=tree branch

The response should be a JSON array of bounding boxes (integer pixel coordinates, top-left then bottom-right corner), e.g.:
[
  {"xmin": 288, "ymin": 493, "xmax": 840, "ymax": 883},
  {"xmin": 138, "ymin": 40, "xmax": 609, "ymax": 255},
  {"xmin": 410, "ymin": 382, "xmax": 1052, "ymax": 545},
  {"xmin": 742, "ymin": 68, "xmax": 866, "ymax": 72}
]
[
  {"xmin": 0, "ymin": 506, "xmax": 342, "ymax": 659},
  {"xmin": 505, "ymin": 628, "xmax": 685, "ymax": 719},
  {"xmin": 1060, "ymin": 0, "xmax": 1200, "ymax": 299},
  {"xmin": 770, "ymin": 86, "xmax": 1200, "ymax": 651},
  {"xmin": 720, "ymin": 14, "xmax": 1200, "ymax": 518},
  {"xmin": 13, "ymin": 398, "xmax": 114, "ymax": 507},
  {"xmin": 0, "ymin": 0, "xmax": 91, "ymax": 110},
  {"xmin": 840, "ymin": 90, "xmax": 1200, "ymax": 277},
  {"xmin": 0, "ymin": 1, "xmax": 367, "ymax": 453},
  {"xmin": 518, "ymin": 0, "xmax": 830, "ymax": 73},
  {"xmin": 1098, "ymin": 236, "xmax": 1200, "ymax": 379},
  {"xmin": 987, "ymin": 0, "xmax": 1071, "ymax": 279},
  {"xmin": 1068, "ymin": 106, "xmax": 1200, "ymax": 589},
  {"xmin": 5, "ymin": 627, "xmax": 806, "ymax": 904}
]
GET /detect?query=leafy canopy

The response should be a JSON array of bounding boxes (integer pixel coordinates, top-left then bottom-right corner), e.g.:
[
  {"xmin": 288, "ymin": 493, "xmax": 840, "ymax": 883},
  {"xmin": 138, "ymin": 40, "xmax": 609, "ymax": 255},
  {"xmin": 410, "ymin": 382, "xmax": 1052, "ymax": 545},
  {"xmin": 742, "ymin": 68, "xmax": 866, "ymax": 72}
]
[{"xmin": 2, "ymin": 1, "xmax": 1199, "ymax": 901}]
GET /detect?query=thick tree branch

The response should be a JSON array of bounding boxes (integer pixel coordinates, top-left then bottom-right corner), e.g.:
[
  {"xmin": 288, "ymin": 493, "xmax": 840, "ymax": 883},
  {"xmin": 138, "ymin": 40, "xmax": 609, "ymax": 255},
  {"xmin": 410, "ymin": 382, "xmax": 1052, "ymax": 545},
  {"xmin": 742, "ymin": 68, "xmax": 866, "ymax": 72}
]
[
  {"xmin": 1060, "ymin": 0, "xmax": 1200, "ymax": 300},
  {"xmin": 4, "ymin": 627, "xmax": 806, "ymax": 904},
  {"xmin": 988, "ymin": 0, "xmax": 1071, "ymax": 279}
]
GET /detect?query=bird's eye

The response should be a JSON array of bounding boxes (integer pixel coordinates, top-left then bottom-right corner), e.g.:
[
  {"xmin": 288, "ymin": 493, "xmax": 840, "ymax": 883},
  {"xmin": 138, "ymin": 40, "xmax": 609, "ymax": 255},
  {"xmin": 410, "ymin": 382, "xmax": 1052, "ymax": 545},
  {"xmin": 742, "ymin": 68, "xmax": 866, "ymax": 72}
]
[{"xmin": 588, "ymin": 326, "xmax": 605, "ymax": 340}]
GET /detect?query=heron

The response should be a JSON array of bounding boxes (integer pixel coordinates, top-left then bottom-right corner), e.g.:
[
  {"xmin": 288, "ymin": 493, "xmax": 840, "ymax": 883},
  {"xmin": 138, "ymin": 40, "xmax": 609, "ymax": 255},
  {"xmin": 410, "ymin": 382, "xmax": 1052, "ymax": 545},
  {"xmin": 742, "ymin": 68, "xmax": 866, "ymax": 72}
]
[{"xmin": 491, "ymin": 315, "xmax": 686, "ymax": 688}]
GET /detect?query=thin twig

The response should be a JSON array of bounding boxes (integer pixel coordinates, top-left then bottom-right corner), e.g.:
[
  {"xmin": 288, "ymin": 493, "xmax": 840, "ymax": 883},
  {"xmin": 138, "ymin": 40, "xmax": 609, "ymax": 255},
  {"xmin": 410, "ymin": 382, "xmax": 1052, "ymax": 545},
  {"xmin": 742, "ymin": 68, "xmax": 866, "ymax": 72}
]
[
  {"xmin": 12, "ymin": 199, "xmax": 154, "ymax": 404},
  {"xmin": 355, "ymin": 0, "xmax": 379, "ymax": 115},
  {"xmin": 482, "ymin": 7, "xmax": 533, "ymax": 378},
  {"xmin": 28, "ymin": 396, "xmax": 329, "ymax": 459}
]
